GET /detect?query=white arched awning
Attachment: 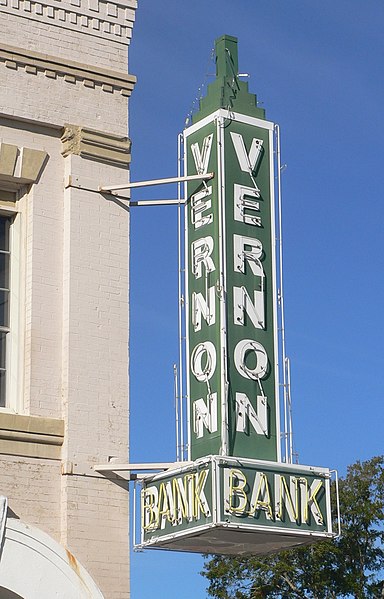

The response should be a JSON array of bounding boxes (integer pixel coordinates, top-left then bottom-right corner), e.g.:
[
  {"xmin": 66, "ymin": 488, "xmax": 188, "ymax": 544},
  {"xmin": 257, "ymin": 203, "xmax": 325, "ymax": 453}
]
[{"xmin": 0, "ymin": 518, "xmax": 104, "ymax": 598}]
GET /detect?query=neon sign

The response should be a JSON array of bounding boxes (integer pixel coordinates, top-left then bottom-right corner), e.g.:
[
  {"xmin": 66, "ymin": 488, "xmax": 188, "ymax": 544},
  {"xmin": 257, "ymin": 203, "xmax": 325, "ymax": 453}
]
[
  {"xmin": 185, "ymin": 109, "xmax": 279, "ymax": 461},
  {"xmin": 136, "ymin": 34, "xmax": 337, "ymax": 556}
]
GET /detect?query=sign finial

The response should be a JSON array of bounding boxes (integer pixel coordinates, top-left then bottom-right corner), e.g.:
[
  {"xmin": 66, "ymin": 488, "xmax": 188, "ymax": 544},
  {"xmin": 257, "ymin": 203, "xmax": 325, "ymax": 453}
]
[
  {"xmin": 193, "ymin": 35, "xmax": 265, "ymax": 123},
  {"xmin": 215, "ymin": 34, "xmax": 239, "ymax": 80}
]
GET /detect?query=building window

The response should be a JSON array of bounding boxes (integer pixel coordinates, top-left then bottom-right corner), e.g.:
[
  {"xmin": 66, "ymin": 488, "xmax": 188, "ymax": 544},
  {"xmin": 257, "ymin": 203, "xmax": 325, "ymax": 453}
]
[
  {"xmin": 0, "ymin": 186, "xmax": 23, "ymax": 413},
  {"xmin": 0, "ymin": 216, "xmax": 11, "ymax": 408}
]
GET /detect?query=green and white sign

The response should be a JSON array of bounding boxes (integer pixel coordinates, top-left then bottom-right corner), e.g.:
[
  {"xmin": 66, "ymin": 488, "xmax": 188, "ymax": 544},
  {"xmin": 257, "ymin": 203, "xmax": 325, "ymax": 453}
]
[
  {"xmin": 139, "ymin": 457, "xmax": 334, "ymax": 554},
  {"xmin": 185, "ymin": 39, "xmax": 279, "ymax": 462},
  {"xmin": 137, "ymin": 35, "xmax": 337, "ymax": 556}
]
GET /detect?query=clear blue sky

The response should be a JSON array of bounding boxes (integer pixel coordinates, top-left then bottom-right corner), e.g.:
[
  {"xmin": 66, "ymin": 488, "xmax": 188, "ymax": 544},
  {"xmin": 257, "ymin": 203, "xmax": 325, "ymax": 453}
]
[{"xmin": 128, "ymin": 1, "xmax": 384, "ymax": 597}]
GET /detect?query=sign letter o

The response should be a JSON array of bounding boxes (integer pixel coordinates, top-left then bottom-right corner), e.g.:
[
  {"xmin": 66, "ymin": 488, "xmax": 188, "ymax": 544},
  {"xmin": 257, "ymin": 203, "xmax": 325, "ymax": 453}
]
[
  {"xmin": 234, "ymin": 339, "xmax": 268, "ymax": 380},
  {"xmin": 191, "ymin": 341, "xmax": 217, "ymax": 382}
]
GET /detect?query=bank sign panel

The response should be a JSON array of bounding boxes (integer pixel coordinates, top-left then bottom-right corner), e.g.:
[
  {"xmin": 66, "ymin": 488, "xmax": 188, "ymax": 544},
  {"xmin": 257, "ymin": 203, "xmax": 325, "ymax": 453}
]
[
  {"xmin": 140, "ymin": 458, "xmax": 334, "ymax": 554},
  {"xmin": 185, "ymin": 110, "xmax": 279, "ymax": 462}
]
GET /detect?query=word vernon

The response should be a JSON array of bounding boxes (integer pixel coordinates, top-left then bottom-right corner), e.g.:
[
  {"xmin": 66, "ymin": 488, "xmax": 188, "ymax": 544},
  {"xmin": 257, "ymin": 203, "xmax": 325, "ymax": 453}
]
[
  {"xmin": 188, "ymin": 126, "xmax": 271, "ymax": 442},
  {"xmin": 141, "ymin": 467, "xmax": 326, "ymax": 534}
]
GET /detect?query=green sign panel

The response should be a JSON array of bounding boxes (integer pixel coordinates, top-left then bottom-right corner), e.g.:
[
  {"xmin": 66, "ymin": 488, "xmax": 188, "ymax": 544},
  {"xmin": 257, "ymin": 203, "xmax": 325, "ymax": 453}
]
[
  {"xmin": 139, "ymin": 457, "xmax": 334, "ymax": 554},
  {"xmin": 185, "ymin": 39, "xmax": 279, "ymax": 461}
]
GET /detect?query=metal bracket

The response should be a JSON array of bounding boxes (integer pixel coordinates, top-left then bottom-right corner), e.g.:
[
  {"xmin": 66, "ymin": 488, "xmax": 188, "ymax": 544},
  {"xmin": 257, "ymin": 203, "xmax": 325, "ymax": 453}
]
[
  {"xmin": 99, "ymin": 172, "xmax": 214, "ymax": 194},
  {"xmin": 130, "ymin": 199, "xmax": 184, "ymax": 207},
  {"xmin": 93, "ymin": 461, "xmax": 192, "ymax": 480}
]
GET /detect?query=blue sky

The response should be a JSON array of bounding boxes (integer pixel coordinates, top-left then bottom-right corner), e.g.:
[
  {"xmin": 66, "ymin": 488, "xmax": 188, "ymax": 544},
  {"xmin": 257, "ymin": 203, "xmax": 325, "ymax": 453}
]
[{"xmin": 128, "ymin": 2, "xmax": 384, "ymax": 597}]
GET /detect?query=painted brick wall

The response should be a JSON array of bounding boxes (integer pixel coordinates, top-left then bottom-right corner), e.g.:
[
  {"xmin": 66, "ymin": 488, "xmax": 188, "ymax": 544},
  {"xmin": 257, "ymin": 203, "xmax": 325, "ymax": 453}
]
[
  {"xmin": 61, "ymin": 475, "xmax": 130, "ymax": 599},
  {"xmin": 0, "ymin": 64, "xmax": 130, "ymax": 135},
  {"xmin": 0, "ymin": 456, "xmax": 62, "ymax": 540},
  {"xmin": 0, "ymin": 120, "xmax": 64, "ymax": 418},
  {"xmin": 0, "ymin": 0, "xmax": 135, "ymax": 594},
  {"xmin": 0, "ymin": 0, "xmax": 136, "ymax": 71}
]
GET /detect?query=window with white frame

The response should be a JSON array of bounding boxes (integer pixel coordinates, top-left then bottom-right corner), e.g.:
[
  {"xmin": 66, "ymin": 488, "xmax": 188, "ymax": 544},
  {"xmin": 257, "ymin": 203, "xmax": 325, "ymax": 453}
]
[
  {"xmin": 0, "ymin": 186, "xmax": 22, "ymax": 412},
  {"xmin": 0, "ymin": 215, "xmax": 11, "ymax": 408}
]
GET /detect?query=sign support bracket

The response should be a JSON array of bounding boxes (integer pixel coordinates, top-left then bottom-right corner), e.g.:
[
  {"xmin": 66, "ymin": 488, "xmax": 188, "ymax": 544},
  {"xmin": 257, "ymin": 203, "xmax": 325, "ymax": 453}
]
[
  {"xmin": 93, "ymin": 461, "xmax": 192, "ymax": 480},
  {"xmin": 99, "ymin": 172, "xmax": 214, "ymax": 193}
]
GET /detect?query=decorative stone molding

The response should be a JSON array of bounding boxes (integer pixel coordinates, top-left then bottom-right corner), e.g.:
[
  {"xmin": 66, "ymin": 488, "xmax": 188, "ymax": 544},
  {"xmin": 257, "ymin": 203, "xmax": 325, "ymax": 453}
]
[
  {"xmin": 61, "ymin": 124, "xmax": 131, "ymax": 166},
  {"xmin": 0, "ymin": 144, "xmax": 18, "ymax": 178},
  {"xmin": 0, "ymin": 141, "xmax": 48, "ymax": 191},
  {"xmin": 0, "ymin": 44, "xmax": 136, "ymax": 96},
  {"xmin": 0, "ymin": 413, "xmax": 64, "ymax": 460},
  {"xmin": 0, "ymin": 0, "xmax": 136, "ymax": 44}
]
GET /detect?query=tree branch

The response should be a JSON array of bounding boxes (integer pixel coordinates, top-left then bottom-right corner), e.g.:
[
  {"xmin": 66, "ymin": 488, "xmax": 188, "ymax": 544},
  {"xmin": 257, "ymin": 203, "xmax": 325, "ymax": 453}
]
[{"xmin": 280, "ymin": 573, "xmax": 305, "ymax": 598}]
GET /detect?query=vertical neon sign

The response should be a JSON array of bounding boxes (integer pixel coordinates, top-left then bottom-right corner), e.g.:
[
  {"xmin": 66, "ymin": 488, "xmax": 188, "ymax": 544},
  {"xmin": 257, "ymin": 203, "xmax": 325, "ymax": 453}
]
[{"xmin": 185, "ymin": 35, "xmax": 280, "ymax": 462}]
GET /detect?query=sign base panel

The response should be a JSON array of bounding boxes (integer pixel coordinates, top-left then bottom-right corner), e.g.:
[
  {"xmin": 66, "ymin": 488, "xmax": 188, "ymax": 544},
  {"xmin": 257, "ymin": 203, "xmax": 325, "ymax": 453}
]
[
  {"xmin": 137, "ymin": 524, "xmax": 333, "ymax": 556},
  {"xmin": 137, "ymin": 456, "xmax": 336, "ymax": 556}
]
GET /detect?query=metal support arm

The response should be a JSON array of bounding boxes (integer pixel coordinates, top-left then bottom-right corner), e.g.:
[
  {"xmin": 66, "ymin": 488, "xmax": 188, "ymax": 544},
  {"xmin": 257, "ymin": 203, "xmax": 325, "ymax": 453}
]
[{"xmin": 99, "ymin": 172, "xmax": 214, "ymax": 193}]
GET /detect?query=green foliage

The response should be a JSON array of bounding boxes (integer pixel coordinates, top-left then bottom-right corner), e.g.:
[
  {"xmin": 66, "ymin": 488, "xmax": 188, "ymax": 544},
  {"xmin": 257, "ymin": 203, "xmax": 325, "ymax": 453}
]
[{"xmin": 202, "ymin": 456, "xmax": 384, "ymax": 599}]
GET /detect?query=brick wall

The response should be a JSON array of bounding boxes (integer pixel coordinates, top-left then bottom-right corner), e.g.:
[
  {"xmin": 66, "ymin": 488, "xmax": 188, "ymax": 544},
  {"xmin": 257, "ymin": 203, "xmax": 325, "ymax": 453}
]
[
  {"xmin": 0, "ymin": 0, "xmax": 135, "ymax": 595},
  {"xmin": 0, "ymin": 455, "xmax": 61, "ymax": 540},
  {"xmin": 0, "ymin": 61, "xmax": 131, "ymax": 135}
]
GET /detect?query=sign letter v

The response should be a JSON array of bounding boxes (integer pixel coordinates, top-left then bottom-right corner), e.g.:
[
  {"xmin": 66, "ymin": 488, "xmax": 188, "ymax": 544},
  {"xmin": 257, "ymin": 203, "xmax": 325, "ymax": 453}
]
[
  {"xmin": 191, "ymin": 134, "xmax": 213, "ymax": 175},
  {"xmin": 231, "ymin": 132, "xmax": 263, "ymax": 191}
]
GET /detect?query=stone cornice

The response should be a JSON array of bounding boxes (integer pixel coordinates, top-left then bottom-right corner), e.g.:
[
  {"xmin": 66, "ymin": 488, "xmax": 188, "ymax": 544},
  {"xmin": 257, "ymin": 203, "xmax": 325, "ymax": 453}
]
[
  {"xmin": 62, "ymin": 124, "xmax": 131, "ymax": 166},
  {"xmin": 0, "ymin": 43, "xmax": 136, "ymax": 96},
  {"xmin": 0, "ymin": 413, "xmax": 64, "ymax": 460},
  {"xmin": 0, "ymin": 0, "xmax": 136, "ymax": 44},
  {"xmin": 0, "ymin": 140, "xmax": 48, "ymax": 190}
]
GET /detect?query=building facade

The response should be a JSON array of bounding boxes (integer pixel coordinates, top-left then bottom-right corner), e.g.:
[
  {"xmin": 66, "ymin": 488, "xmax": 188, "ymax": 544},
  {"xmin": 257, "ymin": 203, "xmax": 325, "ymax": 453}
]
[{"xmin": 0, "ymin": 0, "xmax": 136, "ymax": 596}]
